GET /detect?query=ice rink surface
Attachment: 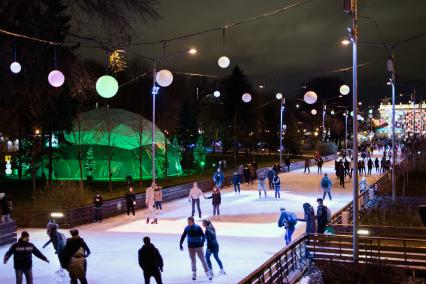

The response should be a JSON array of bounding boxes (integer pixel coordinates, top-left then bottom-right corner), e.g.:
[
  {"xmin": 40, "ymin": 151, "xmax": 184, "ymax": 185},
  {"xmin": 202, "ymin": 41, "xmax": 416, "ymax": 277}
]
[{"xmin": 0, "ymin": 159, "xmax": 383, "ymax": 283}]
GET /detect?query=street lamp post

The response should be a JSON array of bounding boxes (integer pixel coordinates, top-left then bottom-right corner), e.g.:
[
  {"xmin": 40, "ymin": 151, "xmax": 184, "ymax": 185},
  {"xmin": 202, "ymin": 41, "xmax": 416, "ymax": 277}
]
[
  {"xmin": 279, "ymin": 98, "xmax": 285, "ymax": 166},
  {"xmin": 322, "ymin": 102, "xmax": 326, "ymax": 141},
  {"xmin": 344, "ymin": 110, "xmax": 348, "ymax": 153}
]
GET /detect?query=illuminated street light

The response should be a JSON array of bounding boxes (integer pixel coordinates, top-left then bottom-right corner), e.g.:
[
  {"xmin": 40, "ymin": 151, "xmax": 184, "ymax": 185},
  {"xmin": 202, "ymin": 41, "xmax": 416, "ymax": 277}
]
[{"xmin": 341, "ymin": 39, "xmax": 351, "ymax": 45}]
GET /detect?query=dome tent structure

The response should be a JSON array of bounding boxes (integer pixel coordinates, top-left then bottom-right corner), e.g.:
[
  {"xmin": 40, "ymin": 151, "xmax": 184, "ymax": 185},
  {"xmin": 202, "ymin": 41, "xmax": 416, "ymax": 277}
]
[{"xmin": 38, "ymin": 108, "xmax": 182, "ymax": 180}]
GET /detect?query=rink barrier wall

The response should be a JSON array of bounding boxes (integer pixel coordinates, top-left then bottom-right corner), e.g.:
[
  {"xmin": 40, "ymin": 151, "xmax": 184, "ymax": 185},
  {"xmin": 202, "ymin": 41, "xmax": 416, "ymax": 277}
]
[
  {"xmin": 0, "ymin": 221, "xmax": 17, "ymax": 246},
  {"xmin": 13, "ymin": 154, "xmax": 337, "ymax": 228}
]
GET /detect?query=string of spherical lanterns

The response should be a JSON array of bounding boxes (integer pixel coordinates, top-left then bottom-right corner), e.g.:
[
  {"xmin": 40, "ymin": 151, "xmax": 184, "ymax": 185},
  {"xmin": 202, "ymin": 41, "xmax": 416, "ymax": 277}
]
[
  {"xmin": 155, "ymin": 69, "xmax": 174, "ymax": 87},
  {"xmin": 213, "ymin": 91, "xmax": 221, "ymax": 98},
  {"xmin": 311, "ymin": 109, "xmax": 318, "ymax": 115},
  {"xmin": 48, "ymin": 70, "xmax": 65, "ymax": 88},
  {"xmin": 96, "ymin": 75, "xmax": 119, "ymax": 98},
  {"xmin": 304, "ymin": 91, "xmax": 318, "ymax": 104},
  {"xmin": 242, "ymin": 93, "xmax": 252, "ymax": 103},
  {"xmin": 339, "ymin": 84, "xmax": 350, "ymax": 95}
]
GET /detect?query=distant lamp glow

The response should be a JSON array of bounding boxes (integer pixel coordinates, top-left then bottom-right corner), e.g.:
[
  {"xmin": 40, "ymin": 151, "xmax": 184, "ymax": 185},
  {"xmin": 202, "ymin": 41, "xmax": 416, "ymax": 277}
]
[
  {"xmin": 341, "ymin": 39, "xmax": 351, "ymax": 45},
  {"xmin": 330, "ymin": 110, "xmax": 335, "ymax": 115},
  {"xmin": 50, "ymin": 212, "xmax": 64, "ymax": 218},
  {"xmin": 304, "ymin": 91, "xmax": 318, "ymax": 104},
  {"xmin": 259, "ymin": 85, "xmax": 264, "ymax": 89},
  {"xmin": 296, "ymin": 104, "xmax": 300, "ymax": 108},
  {"xmin": 48, "ymin": 70, "xmax": 65, "ymax": 87},
  {"xmin": 275, "ymin": 92, "xmax": 283, "ymax": 100},
  {"xmin": 213, "ymin": 91, "xmax": 221, "ymax": 98},
  {"xmin": 96, "ymin": 75, "xmax": 119, "ymax": 98},
  {"xmin": 314, "ymin": 131, "xmax": 319, "ymax": 136},
  {"xmin": 311, "ymin": 109, "xmax": 317, "ymax": 115},
  {"xmin": 387, "ymin": 81, "xmax": 392, "ymax": 86},
  {"xmin": 358, "ymin": 102, "xmax": 362, "ymax": 106},
  {"xmin": 10, "ymin": 62, "xmax": 21, "ymax": 74},
  {"xmin": 357, "ymin": 229, "xmax": 369, "ymax": 235},
  {"xmin": 188, "ymin": 48, "xmax": 197, "ymax": 55},
  {"xmin": 242, "ymin": 93, "xmax": 252, "ymax": 103},
  {"xmin": 218, "ymin": 56, "xmax": 230, "ymax": 68},
  {"xmin": 339, "ymin": 84, "xmax": 350, "ymax": 95},
  {"xmin": 350, "ymin": 111, "xmax": 354, "ymax": 116},
  {"xmin": 155, "ymin": 69, "xmax": 173, "ymax": 87},
  {"xmin": 35, "ymin": 129, "xmax": 40, "ymax": 135},
  {"xmin": 368, "ymin": 109, "xmax": 373, "ymax": 114}
]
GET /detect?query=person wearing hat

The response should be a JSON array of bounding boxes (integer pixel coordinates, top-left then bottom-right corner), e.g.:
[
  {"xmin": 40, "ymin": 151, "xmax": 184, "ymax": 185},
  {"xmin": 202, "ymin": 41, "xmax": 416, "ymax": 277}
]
[
  {"xmin": 4, "ymin": 231, "xmax": 49, "ymax": 284},
  {"xmin": 316, "ymin": 198, "xmax": 330, "ymax": 234},
  {"xmin": 60, "ymin": 229, "xmax": 91, "ymax": 284},
  {"xmin": 278, "ymin": 207, "xmax": 298, "ymax": 245}
]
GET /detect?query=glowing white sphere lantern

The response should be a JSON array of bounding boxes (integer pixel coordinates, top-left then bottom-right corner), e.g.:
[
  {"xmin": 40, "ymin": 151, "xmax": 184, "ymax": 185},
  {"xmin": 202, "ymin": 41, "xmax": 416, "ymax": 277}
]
[
  {"xmin": 340, "ymin": 84, "xmax": 350, "ymax": 95},
  {"xmin": 48, "ymin": 70, "xmax": 65, "ymax": 87},
  {"xmin": 304, "ymin": 91, "xmax": 318, "ymax": 104},
  {"xmin": 217, "ymin": 56, "xmax": 230, "ymax": 68},
  {"xmin": 311, "ymin": 109, "xmax": 318, "ymax": 115},
  {"xmin": 10, "ymin": 62, "xmax": 21, "ymax": 74},
  {"xmin": 242, "ymin": 93, "xmax": 252, "ymax": 103},
  {"xmin": 213, "ymin": 91, "xmax": 221, "ymax": 98},
  {"xmin": 275, "ymin": 92, "xmax": 283, "ymax": 100},
  {"xmin": 155, "ymin": 69, "xmax": 173, "ymax": 87},
  {"xmin": 96, "ymin": 75, "xmax": 119, "ymax": 98}
]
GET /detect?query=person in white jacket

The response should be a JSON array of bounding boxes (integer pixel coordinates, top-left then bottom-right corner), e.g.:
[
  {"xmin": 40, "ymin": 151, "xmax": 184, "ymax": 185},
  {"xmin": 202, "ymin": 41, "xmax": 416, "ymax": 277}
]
[
  {"xmin": 189, "ymin": 182, "xmax": 205, "ymax": 218},
  {"xmin": 146, "ymin": 182, "xmax": 158, "ymax": 224}
]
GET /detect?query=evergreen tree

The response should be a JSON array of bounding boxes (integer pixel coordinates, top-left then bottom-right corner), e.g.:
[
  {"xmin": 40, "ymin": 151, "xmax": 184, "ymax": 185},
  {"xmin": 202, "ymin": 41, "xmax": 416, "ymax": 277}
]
[
  {"xmin": 171, "ymin": 136, "xmax": 183, "ymax": 162},
  {"xmin": 284, "ymin": 110, "xmax": 302, "ymax": 155},
  {"xmin": 193, "ymin": 135, "xmax": 206, "ymax": 169},
  {"xmin": 84, "ymin": 147, "xmax": 96, "ymax": 177}
]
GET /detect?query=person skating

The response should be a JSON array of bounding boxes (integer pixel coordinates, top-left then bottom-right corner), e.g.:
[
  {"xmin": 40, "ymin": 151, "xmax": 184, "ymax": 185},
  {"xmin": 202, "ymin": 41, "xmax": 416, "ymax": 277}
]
[
  {"xmin": 60, "ymin": 229, "xmax": 91, "ymax": 284},
  {"xmin": 189, "ymin": 182, "xmax": 205, "ymax": 219},
  {"xmin": 42, "ymin": 226, "xmax": 66, "ymax": 277},
  {"xmin": 297, "ymin": 203, "xmax": 316, "ymax": 234},
  {"xmin": 138, "ymin": 236, "xmax": 163, "ymax": 284},
  {"xmin": 93, "ymin": 193, "xmax": 103, "ymax": 223},
  {"xmin": 278, "ymin": 207, "xmax": 298, "ymax": 245},
  {"xmin": 374, "ymin": 157, "xmax": 380, "ymax": 173},
  {"xmin": 284, "ymin": 156, "xmax": 291, "ymax": 172},
  {"xmin": 4, "ymin": 231, "xmax": 49, "ymax": 284},
  {"xmin": 317, "ymin": 157, "xmax": 323, "ymax": 174},
  {"xmin": 125, "ymin": 186, "xmax": 137, "ymax": 220},
  {"xmin": 304, "ymin": 157, "xmax": 311, "ymax": 173},
  {"xmin": 232, "ymin": 172, "xmax": 241, "ymax": 194},
  {"xmin": 212, "ymin": 169, "xmax": 224, "ymax": 188},
  {"xmin": 367, "ymin": 158, "xmax": 373, "ymax": 176},
  {"xmin": 179, "ymin": 217, "xmax": 212, "ymax": 281},
  {"xmin": 248, "ymin": 163, "xmax": 256, "ymax": 184},
  {"xmin": 0, "ymin": 193, "xmax": 12, "ymax": 223},
  {"xmin": 205, "ymin": 187, "xmax": 221, "ymax": 219},
  {"xmin": 257, "ymin": 170, "xmax": 267, "ymax": 198},
  {"xmin": 46, "ymin": 219, "xmax": 59, "ymax": 235},
  {"xmin": 154, "ymin": 184, "xmax": 163, "ymax": 214},
  {"xmin": 320, "ymin": 173, "xmax": 332, "ymax": 200},
  {"xmin": 202, "ymin": 220, "xmax": 225, "ymax": 276},
  {"xmin": 238, "ymin": 164, "xmax": 244, "ymax": 184},
  {"xmin": 272, "ymin": 172, "xmax": 281, "ymax": 199},
  {"xmin": 337, "ymin": 163, "xmax": 345, "ymax": 189},
  {"xmin": 316, "ymin": 198, "xmax": 330, "ymax": 234},
  {"xmin": 146, "ymin": 182, "xmax": 158, "ymax": 224},
  {"xmin": 267, "ymin": 167, "xmax": 274, "ymax": 189}
]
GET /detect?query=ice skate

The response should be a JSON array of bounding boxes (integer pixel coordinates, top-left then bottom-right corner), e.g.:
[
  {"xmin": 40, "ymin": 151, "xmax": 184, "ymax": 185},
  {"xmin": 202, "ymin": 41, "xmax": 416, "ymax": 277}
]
[
  {"xmin": 206, "ymin": 270, "xmax": 213, "ymax": 280},
  {"xmin": 219, "ymin": 268, "xmax": 226, "ymax": 275},
  {"xmin": 146, "ymin": 218, "xmax": 150, "ymax": 224},
  {"xmin": 192, "ymin": 271, "xmax": 196, "ymax": 281},
  {"xmin": 151, "ymin": 219, "xmax": 157, "ymax": 224}
]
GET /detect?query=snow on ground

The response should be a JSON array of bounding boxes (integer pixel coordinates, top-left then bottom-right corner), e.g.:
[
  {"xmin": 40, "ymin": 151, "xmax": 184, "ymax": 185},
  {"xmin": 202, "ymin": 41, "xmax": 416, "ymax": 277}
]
[{"xmin": 0, "ymin": 158, "xmax": 383, "ymax": 284}]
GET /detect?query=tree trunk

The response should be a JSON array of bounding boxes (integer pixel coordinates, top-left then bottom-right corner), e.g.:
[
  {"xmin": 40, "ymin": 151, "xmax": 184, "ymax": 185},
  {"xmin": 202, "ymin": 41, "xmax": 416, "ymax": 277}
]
[
  {"xmin": 78, "ymin": 157, "xmax": 83, "ymax": 190},
  {"xmin": 31, "ymin": 140, "xmax": 36, "ymax": 191}
]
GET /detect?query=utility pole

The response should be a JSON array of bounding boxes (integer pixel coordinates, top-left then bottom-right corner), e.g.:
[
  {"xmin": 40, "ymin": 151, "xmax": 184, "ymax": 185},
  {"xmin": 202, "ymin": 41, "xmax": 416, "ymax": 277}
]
[{"xmin": 344, "ymin": 0, "xmax": 359, "ymax": 262}]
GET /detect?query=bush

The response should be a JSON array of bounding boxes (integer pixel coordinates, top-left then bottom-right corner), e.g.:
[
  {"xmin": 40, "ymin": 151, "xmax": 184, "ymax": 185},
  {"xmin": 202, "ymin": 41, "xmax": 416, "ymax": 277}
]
[
  {"xmin": 32, "ymin": 182, "xmax": 92, "ymax": 209},
  {"xmin": 315, "ymin": 142, "xmax": 338, "ymax": 156}
]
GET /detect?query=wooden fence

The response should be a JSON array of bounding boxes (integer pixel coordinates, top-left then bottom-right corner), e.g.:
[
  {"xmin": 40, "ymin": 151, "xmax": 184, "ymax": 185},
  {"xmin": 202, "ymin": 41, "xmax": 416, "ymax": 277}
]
[{"xmin": 0, "ymin": 222, "xmax": 17, "ymax": 246}]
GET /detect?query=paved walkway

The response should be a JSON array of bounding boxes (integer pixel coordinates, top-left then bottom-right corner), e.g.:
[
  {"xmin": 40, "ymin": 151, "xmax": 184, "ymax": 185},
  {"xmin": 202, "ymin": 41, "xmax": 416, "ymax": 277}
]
[{"xmin": 0, "ymin": 158, "xmax": 383, "ymax": 284}]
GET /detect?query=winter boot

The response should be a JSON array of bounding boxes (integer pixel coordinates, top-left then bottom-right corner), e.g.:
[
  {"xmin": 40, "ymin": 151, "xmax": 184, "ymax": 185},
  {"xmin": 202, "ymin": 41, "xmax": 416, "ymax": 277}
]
[
  {"xmin": 151, "ymin": 219, "xmax": 157, "ymax": 224},
  {"xmin": 146, "ymin": 218, "xmax": 150, "ymax": 224},
  {"xmin": 192, "ymin": 272, "xmax": 196, "ymax": 281}
]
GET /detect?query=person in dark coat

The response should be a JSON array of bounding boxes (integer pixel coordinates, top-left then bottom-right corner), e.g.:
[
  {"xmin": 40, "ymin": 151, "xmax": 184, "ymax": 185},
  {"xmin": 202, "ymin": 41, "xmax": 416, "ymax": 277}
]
[
  {"xmin": 367, "ymin": 158, "xmax": 373, "ymax": 175},
  {"xmin": 374, "ymin": 157, "xmax": 380, "ymax": 173},
  {"xmin": 0, "ymin": 193, "xmax": 12, "ymax": 223},
  {"xmin": 284, "ymin": 156, "xmax": 291, "ymax": 172},
  {"xmin": 337, "ymin": 163, "xmax": 345, "ymax": 188},
  {"xmin": 316, "ymin": 198, "xmax": 329, "ymax": 234},
  {"xmin": 205, "ymin": 187, "xmax": 221, "ymax": 218},
  {"xmin": 138, "ymin": 236, "xmax": 163, "ymax": 284},
  {"xmin": 243, "ymin": 165, "xmax": 251, "ymax": 185},
  {"xmin": 304, "ymin": 158, "xmax": 310, "ymax": 173},
  {"xmin": 93, "ymin": 193, "xmax": 103, "ymax": 223},
  {"xmin": 267, "ymin": 167, "xmax": 274, "ymax": 189},
  {"xmin": 317, "ymin": 157, "xmax": 323, "ymax": 174},
  {"xmin": 297, "ymin": 203, "xmax": 316, "ymax": 234},
  {"xmin": 4, "ymin": 231, "xmax": 49, "ymax": 284},
  {"xmin": 125, "ymin": 186, "xmax": 136, "ymax": 220},
  {"xmin": 43, "ymin": 226, "xmax": 66, "ymax": 277},
  {"xmin": 202, "ymin": 220, "xmax": 225, "ymax": 275},
  {"xmin": 232, "ymin": 172, "xmax": 241, "ymax": 194},
  {"xmin": 60, "ymin": 229, "xmax": 91, "ymax": 284}
]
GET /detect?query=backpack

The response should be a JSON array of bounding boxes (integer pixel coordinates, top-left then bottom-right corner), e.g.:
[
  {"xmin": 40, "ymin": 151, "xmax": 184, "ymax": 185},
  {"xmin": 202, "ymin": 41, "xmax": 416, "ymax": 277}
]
[
  {"xmin": 321, "ymin": 178, "xmax": 328, "ymax": 188},
  {"xmin": 287, "ymin": 212, "xmax": 298, "ymax": 227}
]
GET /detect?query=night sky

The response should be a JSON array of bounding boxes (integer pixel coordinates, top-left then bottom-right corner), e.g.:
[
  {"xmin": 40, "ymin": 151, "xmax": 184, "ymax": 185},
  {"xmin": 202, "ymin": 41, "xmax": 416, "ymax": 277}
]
[{"xmin": 79, "ymin": 0, "xmax": 426, "ymax": 105}]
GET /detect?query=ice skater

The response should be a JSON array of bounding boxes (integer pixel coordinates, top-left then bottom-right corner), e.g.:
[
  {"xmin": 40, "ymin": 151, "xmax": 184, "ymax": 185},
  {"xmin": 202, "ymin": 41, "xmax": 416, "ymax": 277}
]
[
  {"xmin": 154, "ymin": 184, "xmax": 163, "ymax": 214},
  {"xmin": 93, "ymin": 193, "xmax": 103, "ymax": 223},
  {"xmin": 316, "ymin": 198, "xmax": 331, "ymax": 234},
  {"xmin": 304, "ymin": 157, "xmax": 311, "ymax": 173},
  {"xmin": 232, "ymin": 171, "xmax": 241, "ymax": 194},
  {"xmin": 189, "ymin": 182, "xmax": 205, "ymax": 219},
  {"xmin": 202, "ymin": 220, "xmax": 225, "ymax": 276},
  {"xmin": 278, "ymin": 207, "xmax": 298, "ymax": 245},
  {"xmin": 42, "ymin": 225, "xmax": 66, "ymax": 277},
  {"xmin": 0, "ymin": 193, "xmax": 12, "ymax": 223},
  {"xmin": 257, "ymin": 170, "xmax": 267, "ymax": 198},
  {"xmin": 179, "ymin": 217, "xmax": 213, "ymax": 281},
  {"xmin": 4, "ymin": 231, "xmax": 49, "ymax": 284},
  {"xmin": 213, "ymin": 169, "xmax": 224, "ymax": 188},
  {"xmin": 205, "ymin": 186, "xmax": 221, "ymax": 218},
  {"xmin": 267, "ymin": 167, "xmax": 274, "ymax": 189},
  {"xmin": 138, "ymin": 236, "xmax": 163, "ymax": 284},
  {"xmin": 125, "ymin": 186, "xmax": 136, "ymax": 220},
  {"xmin": 320, "ymin": 173, "xmax": 332, "ymax": 201},
  {"xmin": 272, "ymin": 172, "xmax": 281, "ymax": 199},
  {"xmin": 146, "ymin": 182, "xmax": 158, "ymax": 224}
]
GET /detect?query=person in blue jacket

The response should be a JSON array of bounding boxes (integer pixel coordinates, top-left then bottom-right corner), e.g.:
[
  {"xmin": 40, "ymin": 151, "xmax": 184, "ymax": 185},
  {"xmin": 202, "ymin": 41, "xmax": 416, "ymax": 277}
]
[
  {"xmin": 213, "ymin": 169, "xmax": 224, "ymax": 188},
  {"xmin": 278, "ymin": 208, "xmax": 298, "ymax": 245},
  {"xmin": 202, "ymin": 220, "xmax": 226, "ymax": 275},
  {"xmin": 232, "ymin": 172, "xmax": 241, "ymax": 194}
]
